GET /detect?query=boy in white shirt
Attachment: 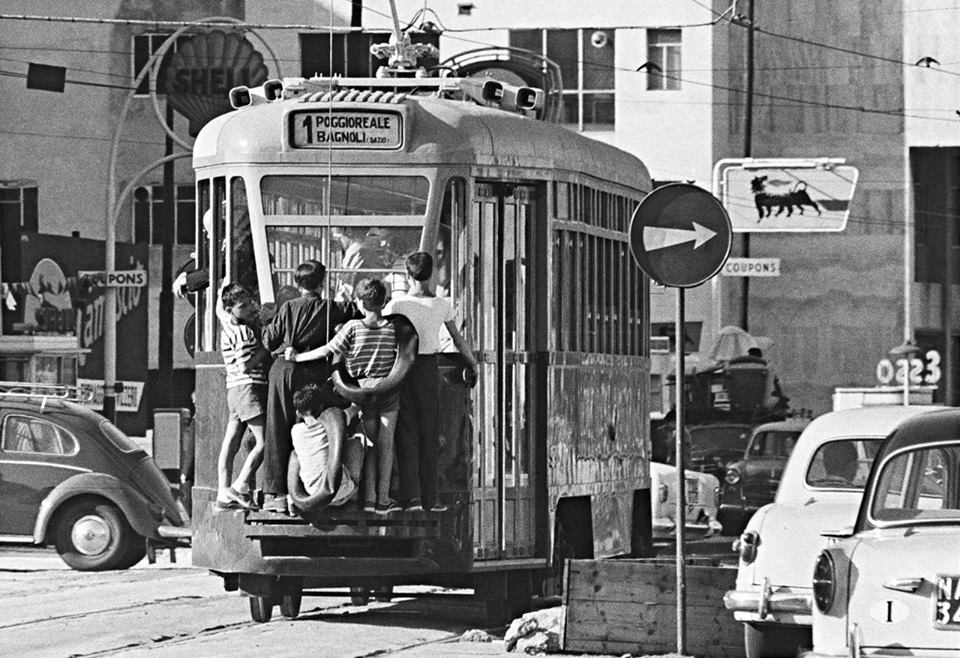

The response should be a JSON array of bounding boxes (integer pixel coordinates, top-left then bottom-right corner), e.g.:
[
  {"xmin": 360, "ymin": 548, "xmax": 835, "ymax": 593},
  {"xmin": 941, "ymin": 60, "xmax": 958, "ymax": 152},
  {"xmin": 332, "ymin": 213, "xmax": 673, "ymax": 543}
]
[{"xmin": 384, "ymin": 252, "xmax": 478, "ymax": 512}]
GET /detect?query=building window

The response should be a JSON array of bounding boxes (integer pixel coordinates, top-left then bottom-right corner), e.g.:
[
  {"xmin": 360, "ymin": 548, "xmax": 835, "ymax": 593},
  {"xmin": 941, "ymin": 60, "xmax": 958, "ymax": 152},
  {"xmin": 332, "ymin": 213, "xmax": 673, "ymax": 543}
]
[
  {"xmin": 647, "ymin": 29, "xmax": 681, "ymax": 91},
  {"xmin": 911, "ymin": 147, "xmax": 960, "ymax": 284},
  {"xmin": 133, "ymin": 185, "xmax": 196, "ymax": 245},
  {"xmin": 510, "ymin": 29, "xmax": 615, "ymax": 131},
  {"xmin": 132, "ymin": 33, "xmax": 180, "ymax": 96},
  {"xmin": 299, "ymin": 31, "xmax": 439, "ymax": 78},
  {"xmin": 0, "ymin": 185, "xmax": 38, "ymax": 232}
]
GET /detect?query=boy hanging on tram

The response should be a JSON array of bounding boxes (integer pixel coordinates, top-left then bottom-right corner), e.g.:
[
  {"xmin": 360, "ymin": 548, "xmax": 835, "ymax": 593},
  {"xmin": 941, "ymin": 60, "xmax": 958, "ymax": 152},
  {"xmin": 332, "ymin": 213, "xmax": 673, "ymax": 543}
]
[
  {"xmin": 385, "ymin": 252, "xmax": 478, "ymax": 512},
  {"xmin": 285, "ymin": 278, "xmax": 402, "ymax": 515},
  {"xmin": 260, "ymin": 260, "xmax": 357, "ymax": 514},
  {"xmin": 287, "ymin": 383, "xmax": 364, "ymax": 510},
  {"xmin": 214, "ymin": 282, "xmax": 270, "ymax": 510}
]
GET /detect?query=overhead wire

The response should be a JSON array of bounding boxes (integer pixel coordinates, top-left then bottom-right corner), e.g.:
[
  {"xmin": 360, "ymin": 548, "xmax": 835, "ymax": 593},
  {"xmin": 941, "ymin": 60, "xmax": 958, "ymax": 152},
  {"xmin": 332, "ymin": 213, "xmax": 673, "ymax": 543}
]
[{"xmin": 1, "ymin": 4, "xmax": 959, "ymax": 124}]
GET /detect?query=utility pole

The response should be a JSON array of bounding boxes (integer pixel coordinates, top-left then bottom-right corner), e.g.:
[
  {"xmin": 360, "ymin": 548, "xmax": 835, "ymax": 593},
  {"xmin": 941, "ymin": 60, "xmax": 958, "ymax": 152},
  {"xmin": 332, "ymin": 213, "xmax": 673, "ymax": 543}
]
[
  {"xmin": 159, "ymin": 102, "xmax": 175, "ymax": 406},
  {"xmin": 740, "ymin": 0, "xmax": 755, "ymax": 331}
]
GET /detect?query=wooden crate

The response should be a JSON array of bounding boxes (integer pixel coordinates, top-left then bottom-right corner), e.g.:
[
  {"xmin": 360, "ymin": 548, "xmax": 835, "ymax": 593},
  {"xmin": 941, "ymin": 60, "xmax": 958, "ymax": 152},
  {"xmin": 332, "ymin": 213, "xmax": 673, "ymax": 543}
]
[{"xmin": 562, "ymin": 558, "xmax": 745, "ymax": 657}]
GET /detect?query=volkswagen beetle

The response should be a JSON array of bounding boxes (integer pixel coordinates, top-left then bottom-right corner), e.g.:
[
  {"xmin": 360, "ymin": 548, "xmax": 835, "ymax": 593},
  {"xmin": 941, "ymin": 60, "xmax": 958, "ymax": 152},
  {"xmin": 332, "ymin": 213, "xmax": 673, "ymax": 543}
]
[{"xmin": 0, "ymin": 391, "xmax": 188, "ymax": 570}]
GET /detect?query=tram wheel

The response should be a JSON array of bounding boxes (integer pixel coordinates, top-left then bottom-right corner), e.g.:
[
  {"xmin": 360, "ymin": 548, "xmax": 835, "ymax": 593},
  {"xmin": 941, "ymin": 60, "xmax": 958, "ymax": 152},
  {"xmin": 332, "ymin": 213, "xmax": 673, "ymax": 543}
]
[
  {"xmin": 280, "ymin": 594, "xmax": 302, "ymax": 619},
  {"xmin": 349, "ymin": 586, "xmax": 370, "ymax": 605},
  {"xmin": 249, "ymin": 595, "xmax": 274, "ymax": 623}
]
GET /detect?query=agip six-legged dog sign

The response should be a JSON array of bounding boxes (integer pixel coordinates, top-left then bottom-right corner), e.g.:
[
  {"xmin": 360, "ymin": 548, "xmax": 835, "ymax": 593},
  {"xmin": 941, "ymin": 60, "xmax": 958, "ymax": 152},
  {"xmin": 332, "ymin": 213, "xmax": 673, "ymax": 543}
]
[{"xmin": 716, "ymin": 158, "xmax": 859, "ymax": 233}]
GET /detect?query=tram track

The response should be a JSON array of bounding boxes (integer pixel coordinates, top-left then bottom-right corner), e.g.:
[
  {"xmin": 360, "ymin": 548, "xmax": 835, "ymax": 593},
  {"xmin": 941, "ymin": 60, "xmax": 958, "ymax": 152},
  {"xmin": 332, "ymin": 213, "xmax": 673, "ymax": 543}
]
[{"xmin": 0, "ymin": 594, "xmax": 209, "ymax": 631}]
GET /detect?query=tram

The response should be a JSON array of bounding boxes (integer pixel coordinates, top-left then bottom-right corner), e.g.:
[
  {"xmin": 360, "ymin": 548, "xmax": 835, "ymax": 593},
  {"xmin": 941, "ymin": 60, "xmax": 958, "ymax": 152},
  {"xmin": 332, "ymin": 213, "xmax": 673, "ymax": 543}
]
[{"xmin": 188, "ymin": 35, "xmax": 654, "ymax": 623}]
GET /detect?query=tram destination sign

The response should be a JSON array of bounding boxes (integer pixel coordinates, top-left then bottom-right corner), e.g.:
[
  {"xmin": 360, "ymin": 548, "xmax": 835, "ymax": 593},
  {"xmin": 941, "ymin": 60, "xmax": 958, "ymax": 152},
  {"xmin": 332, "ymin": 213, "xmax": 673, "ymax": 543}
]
[{"xmin": 290, "ymin": 110, "xmax": 402, "ymax": 149}]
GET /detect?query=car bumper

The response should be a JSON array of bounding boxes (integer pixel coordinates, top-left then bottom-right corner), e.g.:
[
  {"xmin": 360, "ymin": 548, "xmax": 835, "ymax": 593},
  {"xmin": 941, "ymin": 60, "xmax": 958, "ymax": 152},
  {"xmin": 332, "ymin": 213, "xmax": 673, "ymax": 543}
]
[
  {"xmin": 652, "ymin": 516, "xmax": 723, "ymax": 539},
  {"xmin": 724, "ymin": 581, "xmax": 812, "ymax": 619},
  {"xmin": 157, "ymin": 524, "xmax": 192, "ymax": 542}
]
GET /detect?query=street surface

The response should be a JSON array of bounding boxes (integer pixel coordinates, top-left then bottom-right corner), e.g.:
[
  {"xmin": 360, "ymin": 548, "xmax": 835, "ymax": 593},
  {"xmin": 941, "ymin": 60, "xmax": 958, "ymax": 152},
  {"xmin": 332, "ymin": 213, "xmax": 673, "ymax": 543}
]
[{"xmin": 0, "ymin": 542, "xmax": 727, "ymax": 657}]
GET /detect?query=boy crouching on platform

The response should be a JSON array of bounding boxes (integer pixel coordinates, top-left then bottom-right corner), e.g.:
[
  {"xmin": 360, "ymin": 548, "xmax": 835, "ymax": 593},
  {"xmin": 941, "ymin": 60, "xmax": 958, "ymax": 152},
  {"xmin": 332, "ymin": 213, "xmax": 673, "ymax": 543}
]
[{"xmin": 290, "ymin": 383, "xmax": 362, "ymax": 508}]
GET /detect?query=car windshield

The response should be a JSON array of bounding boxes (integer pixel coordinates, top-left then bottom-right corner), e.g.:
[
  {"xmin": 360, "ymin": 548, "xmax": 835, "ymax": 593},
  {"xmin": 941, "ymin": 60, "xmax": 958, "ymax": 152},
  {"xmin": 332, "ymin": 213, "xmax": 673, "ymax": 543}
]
[
  {"xmin": 688, "ymin": 426, "xmax": 750, "ymax": 453},
  {"xmin": 805, "ymin": 438, "xmax": 880, "ymax": 489},
  {"xmin": 871, "ymin": 443, "xmax": 960, "ymax": 524}
]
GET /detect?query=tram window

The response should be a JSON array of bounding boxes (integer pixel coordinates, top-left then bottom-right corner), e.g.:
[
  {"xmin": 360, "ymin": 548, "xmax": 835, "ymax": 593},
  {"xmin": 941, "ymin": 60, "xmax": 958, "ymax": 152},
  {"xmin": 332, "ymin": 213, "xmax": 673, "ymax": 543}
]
[
  {"xmin": 229, "ymin": 177, "xmax": 258, "ymax": 300},
  {"xmin": 264, "ymin": 225, "xmax": 421, "ymax": 302},
  {"xmin": 437, "ymin": 178, "xmax": 465, "ymax": 300},
  {"xmin": 261, "ymin": 175, "xmax": 428, "ymax": 216}
]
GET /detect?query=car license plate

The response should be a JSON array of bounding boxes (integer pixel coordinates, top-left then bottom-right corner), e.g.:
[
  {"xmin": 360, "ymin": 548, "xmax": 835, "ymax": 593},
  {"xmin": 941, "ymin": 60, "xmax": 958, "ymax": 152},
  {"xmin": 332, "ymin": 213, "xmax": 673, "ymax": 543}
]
[{"xmin": 935, "ymin": 575, "xmax": 960, "ymax": 628}]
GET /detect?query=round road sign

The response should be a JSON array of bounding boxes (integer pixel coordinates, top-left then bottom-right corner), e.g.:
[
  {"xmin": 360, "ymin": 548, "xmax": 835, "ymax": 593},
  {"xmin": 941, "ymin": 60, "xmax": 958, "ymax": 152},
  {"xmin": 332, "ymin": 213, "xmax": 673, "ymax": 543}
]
[{"xmin": 628, "ymin": 183, "xmax": 732, "ymax": 288}]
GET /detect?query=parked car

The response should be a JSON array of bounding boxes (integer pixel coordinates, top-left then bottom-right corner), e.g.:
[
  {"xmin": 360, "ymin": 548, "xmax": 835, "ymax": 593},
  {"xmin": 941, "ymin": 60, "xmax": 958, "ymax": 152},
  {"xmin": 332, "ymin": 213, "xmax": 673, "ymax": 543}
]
[
  {"xmin": 718, "ymin": 417, "xmax": 810, "ymax": 535},
  {"xmin": 0, "ymin": 386, "xmax": 188, "ymax": 570},
  {"xmin": 723, "ymin": 405, "xmax": 941, "ymax": 658},
  {"xmin": 650, "ymin": 461, "xmax": 722, "ymax": 540},
  {"xmin": 807, "ymin": 407, "xmax": 960, "ymax": 657}
]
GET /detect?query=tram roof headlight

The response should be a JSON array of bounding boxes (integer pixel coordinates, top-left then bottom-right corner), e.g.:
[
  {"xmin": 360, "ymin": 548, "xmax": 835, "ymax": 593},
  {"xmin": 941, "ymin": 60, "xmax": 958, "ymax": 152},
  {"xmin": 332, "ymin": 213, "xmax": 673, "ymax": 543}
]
[
  {"xmin": 229, "ymin": 86, "xmax": 252, "ymax": 109},
  {"xmin": 263, "ymin": 79, "xmax": 284, "ymax": 102}
]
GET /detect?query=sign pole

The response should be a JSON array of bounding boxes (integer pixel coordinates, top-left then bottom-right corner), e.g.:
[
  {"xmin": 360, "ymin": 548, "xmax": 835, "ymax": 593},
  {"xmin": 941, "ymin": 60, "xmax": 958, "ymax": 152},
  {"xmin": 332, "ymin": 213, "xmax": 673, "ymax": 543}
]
[
  {"xmin": 675, "ymin": 286, "xmax": 687, "ymax": 654},
  {"xmin": 626, "ymin": 183, "xmax": 732, "ymax": 656}
]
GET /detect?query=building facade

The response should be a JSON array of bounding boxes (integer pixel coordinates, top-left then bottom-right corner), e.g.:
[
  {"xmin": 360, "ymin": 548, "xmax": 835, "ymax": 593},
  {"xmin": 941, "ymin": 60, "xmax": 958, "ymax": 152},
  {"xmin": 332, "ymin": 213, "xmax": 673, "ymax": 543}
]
[{"xmin": 1, "ymin": 0, "xmax": 957, "ymax": 424}]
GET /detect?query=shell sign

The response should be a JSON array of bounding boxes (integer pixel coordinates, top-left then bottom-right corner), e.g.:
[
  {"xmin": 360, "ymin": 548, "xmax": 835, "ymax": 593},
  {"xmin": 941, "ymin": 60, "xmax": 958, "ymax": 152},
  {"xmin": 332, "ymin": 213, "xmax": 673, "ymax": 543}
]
[{"xmin": 164, "ymin": 30, "xmax": 269, "ymax": 136}]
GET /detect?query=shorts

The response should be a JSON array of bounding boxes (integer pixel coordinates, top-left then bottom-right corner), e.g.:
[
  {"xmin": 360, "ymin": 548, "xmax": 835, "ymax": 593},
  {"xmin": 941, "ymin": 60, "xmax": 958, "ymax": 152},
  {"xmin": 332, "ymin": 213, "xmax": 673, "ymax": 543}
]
[
  {"xmin": 304, "ymin": 464, "xmax": 358, "ymax": 506},
  {"xmin": 227, "ymin": 383, "xmax": 267, "ymax": 423},
  {"xmin": 358, "ymin": 377, "xmax": 400, "ymax": 414}
]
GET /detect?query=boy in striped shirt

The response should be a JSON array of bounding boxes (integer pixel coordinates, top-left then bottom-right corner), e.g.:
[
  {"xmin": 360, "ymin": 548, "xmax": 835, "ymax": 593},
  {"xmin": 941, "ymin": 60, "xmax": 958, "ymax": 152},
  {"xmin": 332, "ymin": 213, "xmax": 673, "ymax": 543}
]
[
  {"xmin": 285, "ymin": 278, "xmax": 400, "ymax": 514},
  {"xmin": 216, "ymin": 283, "xmax": 270, "ymax": 510}
]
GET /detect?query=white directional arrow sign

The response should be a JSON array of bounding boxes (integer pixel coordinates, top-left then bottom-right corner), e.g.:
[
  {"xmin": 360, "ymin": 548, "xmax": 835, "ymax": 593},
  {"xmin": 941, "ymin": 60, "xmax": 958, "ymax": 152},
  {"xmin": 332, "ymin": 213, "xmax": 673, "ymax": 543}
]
[
  {"xmin": 642, "ymin": 222, "xmax": 717, "ymax": 251},
  {"xmin": 629, "ymin": 183, "xmax": 732, "ymax": 288}
]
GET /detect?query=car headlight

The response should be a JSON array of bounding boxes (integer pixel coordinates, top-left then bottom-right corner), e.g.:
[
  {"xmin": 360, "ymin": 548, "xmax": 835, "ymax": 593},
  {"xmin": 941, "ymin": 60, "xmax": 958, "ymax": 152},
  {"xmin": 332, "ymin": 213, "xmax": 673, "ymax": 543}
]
[
  {"xmin": 813, "ymin": 550, "xmax": 836, "ymax": 613},
  {"xmin": 724, "ymin": 468, "xmax": 741, "ymax": 485},
  {"xmin": 659, "ymin": 483, "xmax": 669, "ymax": 504},
  {"xmin": 733, "ymin": 529, "xmax": 759, "ymax": 563}
]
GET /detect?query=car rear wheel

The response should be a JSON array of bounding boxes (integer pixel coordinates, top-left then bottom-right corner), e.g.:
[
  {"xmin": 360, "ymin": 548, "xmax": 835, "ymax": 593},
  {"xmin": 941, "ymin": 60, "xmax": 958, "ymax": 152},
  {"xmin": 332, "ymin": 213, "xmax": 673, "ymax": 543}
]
[
  {"xmin": 744, "ymin": 622, "xmax": 810, "ymax": 658},
  {"xmin": 53, "ymin": 500, "xmax": 138, "ymax": 571}
]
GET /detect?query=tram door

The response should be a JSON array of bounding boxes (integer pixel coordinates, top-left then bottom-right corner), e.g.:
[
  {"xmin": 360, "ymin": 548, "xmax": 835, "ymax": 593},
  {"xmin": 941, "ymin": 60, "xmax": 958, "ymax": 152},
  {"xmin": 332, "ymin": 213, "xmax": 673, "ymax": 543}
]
[{"xmin": 472, "ymin": 182, "xmax": 544, "ymax": 561}]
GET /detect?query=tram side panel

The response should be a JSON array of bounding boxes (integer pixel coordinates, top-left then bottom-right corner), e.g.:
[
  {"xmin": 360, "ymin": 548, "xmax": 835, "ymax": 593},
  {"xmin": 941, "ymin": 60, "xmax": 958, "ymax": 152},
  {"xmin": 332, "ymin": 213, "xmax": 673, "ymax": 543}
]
[{"xmin": 548, "ymin": 354, "xmax": 651, "ymax": 559}]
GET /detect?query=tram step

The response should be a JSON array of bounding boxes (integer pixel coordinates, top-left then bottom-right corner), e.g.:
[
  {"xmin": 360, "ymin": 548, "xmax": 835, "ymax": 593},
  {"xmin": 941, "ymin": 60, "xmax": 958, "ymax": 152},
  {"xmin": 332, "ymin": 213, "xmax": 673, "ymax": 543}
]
[
  {"xmin": 244, "ymin": 523, "xmax": 439, "ymax": 539},
  {"xmin": 243, "ymin": 510, "xmax": 441, "ymax": 539},
  {"xmin": 244, "ymin": 509, "xmax": 439, "ymax": 524}
]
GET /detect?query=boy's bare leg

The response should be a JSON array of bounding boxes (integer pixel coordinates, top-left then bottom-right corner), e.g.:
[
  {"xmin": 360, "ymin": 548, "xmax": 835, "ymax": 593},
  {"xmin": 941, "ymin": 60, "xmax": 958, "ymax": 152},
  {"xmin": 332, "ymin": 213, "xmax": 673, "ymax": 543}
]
[
  {"xmin": 343, "ymin": 435, "xmax": 364, "ymax": 484},
  {"xmin": 319, "ymin": 407, "xmax": 347, "ymax": 491},
  {"xmin": 217, "ymin": 418, "xmax": 245, "ymax": 503},
  {"xmin": 232, "ymin": 415, "xmax": 265, "ymax": 497}
]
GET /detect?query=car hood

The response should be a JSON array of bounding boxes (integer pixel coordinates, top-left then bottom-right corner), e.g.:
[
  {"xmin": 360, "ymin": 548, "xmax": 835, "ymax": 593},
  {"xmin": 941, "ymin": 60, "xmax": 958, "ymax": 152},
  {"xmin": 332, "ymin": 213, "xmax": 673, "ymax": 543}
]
[
  {"xmin": 738, "ymin": 501, "xmax": 857, "ymax": 590},
  {"xmin": 129, "ymin": 456, "xmax": 183, "ymax": 526},
  {"xmin": 837, "ymin": 527, "xmax": 960, "ymax": 651}
]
